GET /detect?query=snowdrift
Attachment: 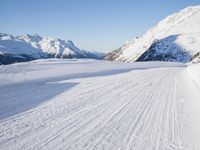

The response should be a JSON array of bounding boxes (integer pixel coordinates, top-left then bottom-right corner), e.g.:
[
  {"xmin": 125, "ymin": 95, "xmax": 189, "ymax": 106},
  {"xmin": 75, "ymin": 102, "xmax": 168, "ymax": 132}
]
[{"xmin": 187, "ymin": 63, "xmax": 200, "ymax": 87}]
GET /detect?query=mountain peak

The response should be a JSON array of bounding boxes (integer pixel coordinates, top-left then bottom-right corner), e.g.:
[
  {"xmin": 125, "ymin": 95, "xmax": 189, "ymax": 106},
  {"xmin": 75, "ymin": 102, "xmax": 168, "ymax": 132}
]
[
  {"xmin": 65, "ymin": 40, "xmax": 75, "ymax": 47},
  {"xmin": 182, "ymin": 5, "xmax": 200, "ymax": 12}
]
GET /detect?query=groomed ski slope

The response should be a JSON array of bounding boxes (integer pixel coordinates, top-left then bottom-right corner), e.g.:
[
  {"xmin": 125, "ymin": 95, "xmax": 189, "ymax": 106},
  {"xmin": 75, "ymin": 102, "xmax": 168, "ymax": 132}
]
[{"xmin": 0, "ymin": 59, "xmax": 200, "ymax": 150}]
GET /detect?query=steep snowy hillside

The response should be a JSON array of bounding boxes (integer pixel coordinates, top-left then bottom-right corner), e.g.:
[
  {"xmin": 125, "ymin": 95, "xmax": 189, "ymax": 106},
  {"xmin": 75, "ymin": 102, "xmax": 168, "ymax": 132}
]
[
  {"xmin": 0, "ymin": 33, "xmax": 104, "ymax": 64},
  {"xmin": 105, "ymin": 6, "xmax": 200, "ymax": 63}
]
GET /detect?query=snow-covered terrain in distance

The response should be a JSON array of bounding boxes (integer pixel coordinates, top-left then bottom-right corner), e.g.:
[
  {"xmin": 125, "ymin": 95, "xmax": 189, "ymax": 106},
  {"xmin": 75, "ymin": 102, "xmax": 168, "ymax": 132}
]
[
  {"xmin": 0, "ymin": 33, "xmax": 104, "ymax": 65},
  {"xmin": 104, "ymin": 6, "xmax": 200, "ymax": 63},
  {"xmin": 1, "ymin": 59, "xmax": 200, "ymax": 149}
]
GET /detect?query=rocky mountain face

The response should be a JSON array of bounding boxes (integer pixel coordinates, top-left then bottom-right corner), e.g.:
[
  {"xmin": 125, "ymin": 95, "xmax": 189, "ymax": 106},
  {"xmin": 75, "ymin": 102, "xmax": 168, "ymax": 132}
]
[
  {"xmin": 104, "ymin": 6, "xmax": 200, "ymax": 63},
  {"xmin": 0, "ymin": 33, "xmax": 104, "ymax": 65},
  {"xmin": 191, "ymin": 52, "xmax": 200, "ymax": 63}
]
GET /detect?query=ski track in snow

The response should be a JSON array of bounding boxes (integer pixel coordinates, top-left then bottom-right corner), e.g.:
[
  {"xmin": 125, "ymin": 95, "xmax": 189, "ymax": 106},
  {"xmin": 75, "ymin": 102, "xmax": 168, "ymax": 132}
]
[{"xmin": 0, "ymin": 60, "xmax": 200, "ymax": 150}]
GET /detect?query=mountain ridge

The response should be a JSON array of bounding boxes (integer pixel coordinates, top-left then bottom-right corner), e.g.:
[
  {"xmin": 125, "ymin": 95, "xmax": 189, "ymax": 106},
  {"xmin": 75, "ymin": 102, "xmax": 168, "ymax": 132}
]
[
  {"xmin": 0, "ymin": 33, "xmax": 104, "ymax": 65},
  {"xmin": 104, "ymin": 5, "xmax": 200, "ymax": 63}
]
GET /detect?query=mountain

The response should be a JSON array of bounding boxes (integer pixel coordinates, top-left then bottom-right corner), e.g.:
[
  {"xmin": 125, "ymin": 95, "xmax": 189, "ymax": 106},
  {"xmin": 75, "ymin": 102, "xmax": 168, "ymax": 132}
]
[
  {"xmin": 104, "ymin": 6, "xmax": 200, "ymax": 63},
  {"xmin": 0, "ymin": 33, "xmax": 104, "ymax": 65}
]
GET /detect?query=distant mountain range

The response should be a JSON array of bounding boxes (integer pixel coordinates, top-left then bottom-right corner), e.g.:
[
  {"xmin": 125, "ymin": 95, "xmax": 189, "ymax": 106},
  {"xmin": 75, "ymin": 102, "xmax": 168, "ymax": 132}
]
[
  {"xmin": 104, "ymin": 6, "xmax": 200, "ymax": 63},
  {"xmin": 0, "ymin": 33, "xmax": 104, "ymax": 65}
]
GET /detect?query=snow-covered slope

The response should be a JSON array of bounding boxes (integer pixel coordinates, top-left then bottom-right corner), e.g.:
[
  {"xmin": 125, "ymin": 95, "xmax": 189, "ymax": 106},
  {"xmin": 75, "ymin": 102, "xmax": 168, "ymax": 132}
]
[
  {"xmin": 105, "ymin": 6, "xmax": 200, "ymax": 63},
  {"xmin": 1, "ymin": 59, "xmax": 200, "ymax": 149},
  {"xmin": 0, "ymin": 33, "xmax": 104, "ymax": 64},
  {"xmin": 187, "ymin": 63, "xmax": 200, "ymax": 87}
]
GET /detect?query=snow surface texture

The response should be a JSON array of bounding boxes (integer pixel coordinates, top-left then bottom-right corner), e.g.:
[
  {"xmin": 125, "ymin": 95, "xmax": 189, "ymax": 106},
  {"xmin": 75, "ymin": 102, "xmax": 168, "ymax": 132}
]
[
  {"xmin": 0, "ymin": 33, "xmax": 104, "ymax": 64},
  {"xmin": 1, "ymin": 59, "xmax": 200, "ymax": 150},
  {"xmin": 104, "ymin": 6, "xmax": 200, "ymax": 63},
  {"xmin": 187, "ymin": 63, "xmax": 200, "ymax": 87}
]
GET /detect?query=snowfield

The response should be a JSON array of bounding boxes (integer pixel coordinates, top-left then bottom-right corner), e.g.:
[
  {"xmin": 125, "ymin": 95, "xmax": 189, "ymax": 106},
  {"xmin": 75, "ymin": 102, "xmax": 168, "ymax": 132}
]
[{"xmin": 0, "ymin": 59, "xmax": 200, "ymax": 150}]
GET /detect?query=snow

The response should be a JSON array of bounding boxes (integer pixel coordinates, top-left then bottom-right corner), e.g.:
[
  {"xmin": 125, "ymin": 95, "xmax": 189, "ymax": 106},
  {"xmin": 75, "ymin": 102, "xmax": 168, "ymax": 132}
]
[
  {"xmin": 0, "ymin": 59, "xmax": 200, "ymax": 149},
  {"xmin": 106, "ymin": 6, "xmax": 200, "ymax": 63},
  {"xmin": 0, "ymin": 33, "xmax": 104, "ymax": 61},
  {"xmin": 187, "ymin": 63, "xmax": 200, "ymax": 87}
]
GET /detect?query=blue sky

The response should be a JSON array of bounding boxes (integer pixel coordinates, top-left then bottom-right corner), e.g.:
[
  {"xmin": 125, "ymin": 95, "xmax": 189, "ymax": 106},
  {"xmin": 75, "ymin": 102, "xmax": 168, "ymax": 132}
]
[{"xmin": 1, "ymin": 0, "xmax": 200, "ymax": 52}]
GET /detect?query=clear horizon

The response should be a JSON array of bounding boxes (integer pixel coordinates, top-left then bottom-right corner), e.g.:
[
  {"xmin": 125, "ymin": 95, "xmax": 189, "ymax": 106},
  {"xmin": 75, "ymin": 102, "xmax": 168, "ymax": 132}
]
[{"xmin": 1, "ymin": 0, "xmax": 200, "ymax": 52}]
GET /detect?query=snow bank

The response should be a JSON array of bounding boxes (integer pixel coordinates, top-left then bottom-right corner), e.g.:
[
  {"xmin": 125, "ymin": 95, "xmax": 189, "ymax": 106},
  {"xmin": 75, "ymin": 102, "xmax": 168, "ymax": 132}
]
[{"xmin": 187, "ymin": 63, "xmax": 200, "ymax": 87}]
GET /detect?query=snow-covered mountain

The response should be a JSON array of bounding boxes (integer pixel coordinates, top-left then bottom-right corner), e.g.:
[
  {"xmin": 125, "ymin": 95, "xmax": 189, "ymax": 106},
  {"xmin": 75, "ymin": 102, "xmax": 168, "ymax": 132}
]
[
  {"xmin": 104, "ymin": 6, "xmax": 200, "ymax": 63},
  {"xmin": 0, "ymin": 33, "xmax": 104, "ymax": 64}
]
